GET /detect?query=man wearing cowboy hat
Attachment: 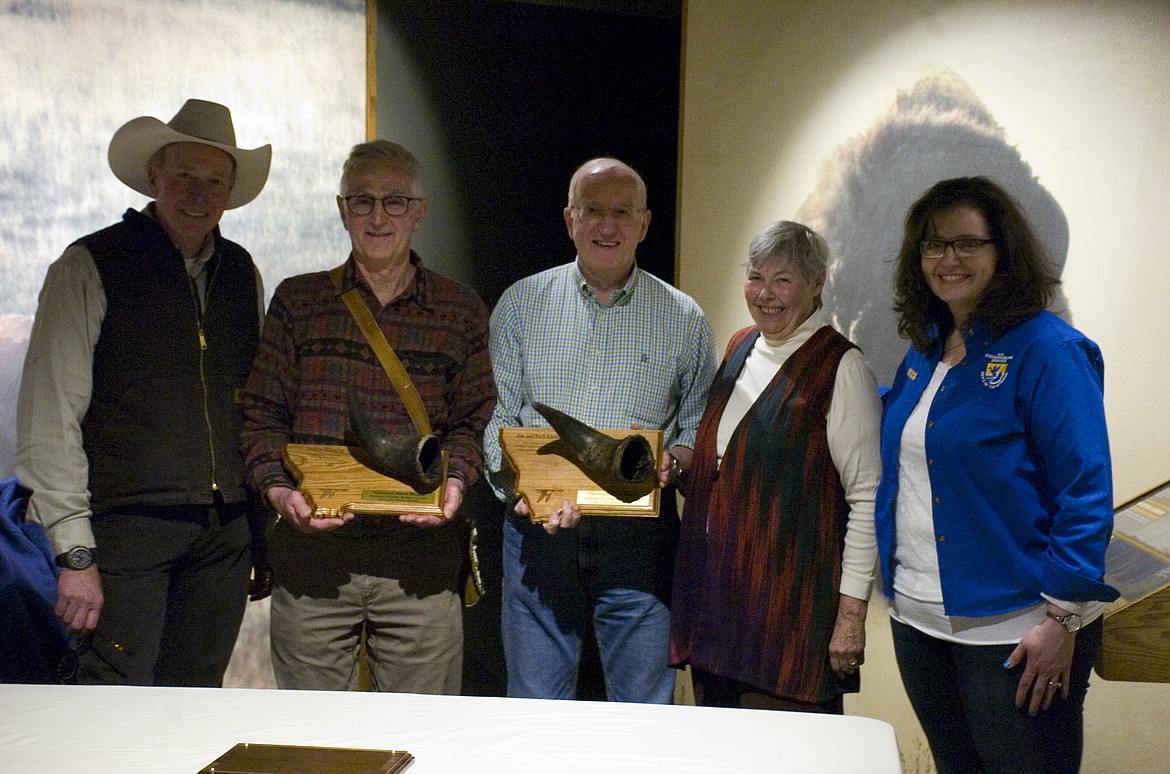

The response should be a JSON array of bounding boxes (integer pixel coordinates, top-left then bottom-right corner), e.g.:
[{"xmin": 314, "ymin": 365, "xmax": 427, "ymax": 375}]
[{"xmin": 15, "ymin": 99, "xmax": 272, "ymax": 686}]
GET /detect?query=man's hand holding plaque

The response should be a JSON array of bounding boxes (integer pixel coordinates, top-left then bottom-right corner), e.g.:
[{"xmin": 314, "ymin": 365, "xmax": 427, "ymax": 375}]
[{"xmin": 498, "ymin": 402, "xmax": 663, "ymax": 523}]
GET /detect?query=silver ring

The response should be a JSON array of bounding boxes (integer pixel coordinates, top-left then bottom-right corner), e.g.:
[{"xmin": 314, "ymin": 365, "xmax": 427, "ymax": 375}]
[{"xmin": 1048, "ymin": 680, "xmax": 1061, "ymax": 688}]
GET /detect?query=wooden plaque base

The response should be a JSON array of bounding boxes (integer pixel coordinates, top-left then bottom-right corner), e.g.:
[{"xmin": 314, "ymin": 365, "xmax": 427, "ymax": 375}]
[
  {"xmin": 1097, "ymin": 589, "xmax": 1170, "ymax": 682},
  {"xmin": 282, "ymin": 443, "xmax": 446, "ymax": 517},
  {"xmin": 499, "ymin": 427, "xmax": 662, "ymax": 523},
  {"xmin": 1094, "ymin": 479, "xmax": 1170, "ymax": 683},
  {"xmin": 200, "ymin": 742, "xmax": 412, "ymax": 773}
]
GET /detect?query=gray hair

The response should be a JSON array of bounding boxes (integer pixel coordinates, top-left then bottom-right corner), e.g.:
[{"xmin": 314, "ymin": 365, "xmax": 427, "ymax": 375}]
[
  {"xmin": 748, "ymin": 220, "xmax": 833, "ymax": 308},
  {"xmin": 747, "ymin": 220, "xmax": 829, "ymax": 285},
  {"xmin": 340, "ymin": 140, "xmax": 424, "ymax": 196},
  {"xmin": 567, "ymin": 157, "xmax": 647, "ymax": 209}
]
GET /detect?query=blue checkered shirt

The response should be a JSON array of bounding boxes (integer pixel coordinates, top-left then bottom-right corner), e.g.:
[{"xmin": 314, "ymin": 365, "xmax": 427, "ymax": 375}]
[{"xmin": 484, "ymin": 260, "xmax": 717, "ymax": 498}]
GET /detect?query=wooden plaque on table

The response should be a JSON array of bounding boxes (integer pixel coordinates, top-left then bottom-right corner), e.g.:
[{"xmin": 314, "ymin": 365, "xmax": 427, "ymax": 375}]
[
  {"xmin": 282, "ymin": 443, "xmax": 446, "ymax": 517},
  {"xmin": 199, "ymin": 742, "xmax": 413, "ymax": 773},
  {"xmin": 499, "ymin": 427, "xmax": 662, "ymax": 523}
]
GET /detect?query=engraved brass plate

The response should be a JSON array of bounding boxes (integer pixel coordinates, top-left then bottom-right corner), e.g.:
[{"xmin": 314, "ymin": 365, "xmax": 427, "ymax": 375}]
[{"xmin": 200, "ymin": 742, "xmax": 412, "ymax": 773}]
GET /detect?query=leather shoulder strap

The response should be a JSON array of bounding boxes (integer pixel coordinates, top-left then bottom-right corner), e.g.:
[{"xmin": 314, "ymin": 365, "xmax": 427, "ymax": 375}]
[{"xmin": 330, "ymin": 265, "xmax": 432, "ymax": 435}]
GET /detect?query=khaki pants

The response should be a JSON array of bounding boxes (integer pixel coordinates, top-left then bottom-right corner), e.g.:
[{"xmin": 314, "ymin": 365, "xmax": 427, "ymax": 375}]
[{"xmin": 268, "ymin": 516, "xmax": 463, "ymax": 694}]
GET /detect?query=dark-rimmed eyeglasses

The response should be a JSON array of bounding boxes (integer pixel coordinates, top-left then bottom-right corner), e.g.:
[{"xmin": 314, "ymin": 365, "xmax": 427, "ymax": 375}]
[
  {"xmin": 919, "ymin": 238, "xmax": 996, "ymax": 259},
  {"xmin": 339, "ymin": 194, "xmax": 424, "ymax": 217}
]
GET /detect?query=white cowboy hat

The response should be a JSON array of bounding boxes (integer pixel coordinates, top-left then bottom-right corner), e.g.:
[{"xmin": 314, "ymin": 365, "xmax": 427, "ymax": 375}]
[{"xmin": 107, "ymin": 99, "xmax": 272, "ymax": 209}]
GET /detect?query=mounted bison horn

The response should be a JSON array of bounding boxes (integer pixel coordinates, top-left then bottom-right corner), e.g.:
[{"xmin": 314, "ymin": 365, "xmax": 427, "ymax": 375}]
[
  {"xmin": 347, "ymin": 386, "xmax": 443, "ymax": 495},
  {"xmin": 532, "ymin": 402, "xmax": 657, "ymax": 502}
]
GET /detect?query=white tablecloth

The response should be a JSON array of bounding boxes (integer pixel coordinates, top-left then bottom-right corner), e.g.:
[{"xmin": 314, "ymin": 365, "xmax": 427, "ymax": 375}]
[{"xmin": 0, "ymin": 684, "xmax": 902, "ymax": 773}]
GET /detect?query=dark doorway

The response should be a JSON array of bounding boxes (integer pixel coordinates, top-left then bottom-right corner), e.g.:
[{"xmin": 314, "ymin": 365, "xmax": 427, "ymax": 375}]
[{"xmin": 375, "ymin": 0, "xmax": 683, "ymax": 306}]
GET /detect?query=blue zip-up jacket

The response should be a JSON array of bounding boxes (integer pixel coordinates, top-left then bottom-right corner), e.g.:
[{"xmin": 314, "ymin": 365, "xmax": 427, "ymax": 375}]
[
  {"xmin": 875, "ymin": 311, "xmax": 1119, "ymax": 616},
  {"xmin": 1, "ymin": 477, "xmax": 71, "ymax": 682}
]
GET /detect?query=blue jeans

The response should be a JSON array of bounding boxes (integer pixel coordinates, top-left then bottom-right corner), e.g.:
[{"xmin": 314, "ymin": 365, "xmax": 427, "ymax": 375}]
[
  {"xmin": 501, "ymin": 516, "xmax": 675, "ymax": 703},
  {"xmin": 891, "ymin": 616, "xmax": 1102, "ymax": 774}
]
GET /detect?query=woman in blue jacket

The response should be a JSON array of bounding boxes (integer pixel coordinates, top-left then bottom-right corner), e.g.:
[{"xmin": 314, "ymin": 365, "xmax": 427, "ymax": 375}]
[{"xmin": 876, "ymin": 177, "xmax": 1118, "ymax": 774}]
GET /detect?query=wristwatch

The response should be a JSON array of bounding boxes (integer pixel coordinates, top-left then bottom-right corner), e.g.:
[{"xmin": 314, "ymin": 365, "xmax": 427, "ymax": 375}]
[
  {"xmin": 1046, "ymin": 610, "xmax": 1083, "ymax": 633},
  {"xmin": 55, "ymin": 546, "xmax": 96, "ymax": 571}
]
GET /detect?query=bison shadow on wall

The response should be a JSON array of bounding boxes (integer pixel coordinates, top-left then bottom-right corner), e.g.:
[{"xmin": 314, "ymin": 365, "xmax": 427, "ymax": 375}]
[{"xmin": 799, "ymin": 70, "xmax": 1070, "ymax": 386}]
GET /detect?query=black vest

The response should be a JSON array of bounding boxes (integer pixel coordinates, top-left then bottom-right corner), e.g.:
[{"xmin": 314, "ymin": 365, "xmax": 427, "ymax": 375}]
[{"xmin": 78, "ymin": 209, "xmax": 259, "ymax": 512}]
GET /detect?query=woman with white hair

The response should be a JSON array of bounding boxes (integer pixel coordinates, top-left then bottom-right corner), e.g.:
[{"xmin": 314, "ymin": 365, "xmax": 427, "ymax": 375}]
[{"xmin": 670, "ymin": 221, "xmax": 882, "ymax": 713}]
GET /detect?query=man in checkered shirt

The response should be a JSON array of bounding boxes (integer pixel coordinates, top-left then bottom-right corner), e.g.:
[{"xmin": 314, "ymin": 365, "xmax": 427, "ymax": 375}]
[{"xmin": 484, "ymin": 157, "xmax": 717, "ymax": 704}]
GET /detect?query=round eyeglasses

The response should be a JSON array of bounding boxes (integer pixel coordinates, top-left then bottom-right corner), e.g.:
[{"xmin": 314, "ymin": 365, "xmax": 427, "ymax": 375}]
[
  {"xmin": 340, "ymin": 194, "xmax": 424, "ymax": 217},
  {"xmin": 919, "ymin": 238, "xmax": 996, "ymax": 259}
]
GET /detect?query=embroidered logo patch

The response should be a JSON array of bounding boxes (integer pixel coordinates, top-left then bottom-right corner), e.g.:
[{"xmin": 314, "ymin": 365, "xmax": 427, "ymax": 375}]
[{"xmin": 981, "ymin": 353, "xmax": 1013, "ymax": 389}]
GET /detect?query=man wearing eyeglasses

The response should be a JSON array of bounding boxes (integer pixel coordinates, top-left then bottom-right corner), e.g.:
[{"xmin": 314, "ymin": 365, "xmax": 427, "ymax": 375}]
[
  {"xmin": 240, "ymin": 140, "xmax": 496, "ymax": 693},
  {"xmin": 483, "ymin": 157, "xmax": 718, "ymax": 703}
]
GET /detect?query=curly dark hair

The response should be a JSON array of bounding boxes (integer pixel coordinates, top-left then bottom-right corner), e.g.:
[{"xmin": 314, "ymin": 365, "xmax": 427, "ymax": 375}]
[{"xmin": 893, "ymin": 176, "xmax": 1060, "ymax": 353}]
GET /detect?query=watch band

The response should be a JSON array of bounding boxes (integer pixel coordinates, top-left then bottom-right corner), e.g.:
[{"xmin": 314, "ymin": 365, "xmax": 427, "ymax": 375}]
[
  {"xmin": 55, "ymin": 546, "xmax": 96, "ymax": 571},
  {"xmin": 1046, "ymin": 610, "xmax": 1083, "ymax": 632}
]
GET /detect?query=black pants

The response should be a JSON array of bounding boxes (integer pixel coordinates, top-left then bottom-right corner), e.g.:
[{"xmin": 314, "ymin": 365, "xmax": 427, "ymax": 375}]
[
  {"xmin": 690, "ymin": 667, "xmax": 844, "ymax": 714},
  {"xmin": 891, "ymin": 616, "xmax": 1102, "ymax": 774},
  {"xmin": 81, "ymin": 500, "xmax": 251, "ymax": 686}
]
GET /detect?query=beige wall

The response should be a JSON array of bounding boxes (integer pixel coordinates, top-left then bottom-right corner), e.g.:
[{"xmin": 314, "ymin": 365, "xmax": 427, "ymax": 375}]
[{"xmin": 678, "ymin": 1, "xmax": 1170, "ymax": 771}]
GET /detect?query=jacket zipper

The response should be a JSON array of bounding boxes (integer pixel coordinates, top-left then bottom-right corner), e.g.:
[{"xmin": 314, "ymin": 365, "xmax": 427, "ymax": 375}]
[{"xmin": 191, "ymin": 259, "xmax": 219, "ymax": 493}]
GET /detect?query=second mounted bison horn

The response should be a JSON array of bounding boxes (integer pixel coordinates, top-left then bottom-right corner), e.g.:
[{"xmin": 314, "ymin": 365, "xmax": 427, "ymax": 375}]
[{"xmin": 532, "ymin": 401, "xmax": 657, "ymax": 503}]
